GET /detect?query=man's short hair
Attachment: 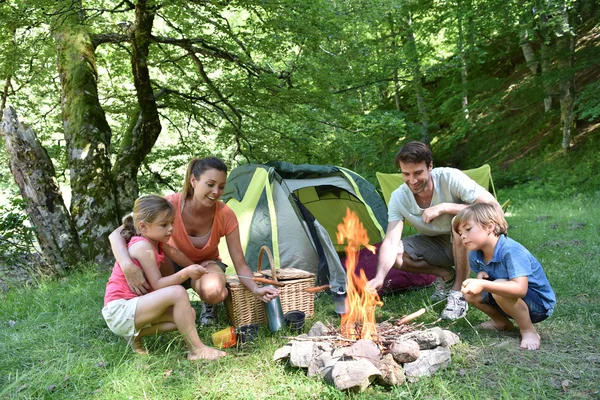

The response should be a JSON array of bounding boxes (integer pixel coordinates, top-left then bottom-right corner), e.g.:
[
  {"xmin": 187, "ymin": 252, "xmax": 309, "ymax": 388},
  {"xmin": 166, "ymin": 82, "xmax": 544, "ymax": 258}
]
[{"xmin": 395, "ymin": 141, "xmax": 433, "ymax": 169}]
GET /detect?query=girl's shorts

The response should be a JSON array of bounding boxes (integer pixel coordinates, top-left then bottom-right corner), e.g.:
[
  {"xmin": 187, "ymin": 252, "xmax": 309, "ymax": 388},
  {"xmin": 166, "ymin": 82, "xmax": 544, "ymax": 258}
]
[
  {"xmin": 481, "ymin": 288, "xmax": 553, "ymax": 323},
  {"xmin": 102, "ymin": 298, "xmax": 140, "ymax": 337}
]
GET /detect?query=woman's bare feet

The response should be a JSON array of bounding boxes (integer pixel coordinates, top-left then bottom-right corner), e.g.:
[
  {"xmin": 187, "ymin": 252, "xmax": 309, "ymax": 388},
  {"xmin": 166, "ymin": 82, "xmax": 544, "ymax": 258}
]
[
  {"xmin": 479, "ymin": 320, "xmax": 514, "ymax": 331},
  {"xmin": 520, "ymin": 329, "xmax": 541, "ymax": 350},
  {"xmin": 188, "ymin": 345, "xmax": 227, "ymax": 361}
]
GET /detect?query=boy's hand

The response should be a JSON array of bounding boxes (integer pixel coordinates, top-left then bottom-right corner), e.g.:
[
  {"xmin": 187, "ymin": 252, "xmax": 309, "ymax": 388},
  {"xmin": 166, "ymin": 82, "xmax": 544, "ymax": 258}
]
[
  {"xmin": 476, "ymin": 271, "xmax": 489, "ymax": 280},
  {"xmin": 461, "ymin": 278, "xmax": 486, "ymax": 295},
  {"xmin": 186, "ymin": 264, "xmax": 208, "ymax": 280}
]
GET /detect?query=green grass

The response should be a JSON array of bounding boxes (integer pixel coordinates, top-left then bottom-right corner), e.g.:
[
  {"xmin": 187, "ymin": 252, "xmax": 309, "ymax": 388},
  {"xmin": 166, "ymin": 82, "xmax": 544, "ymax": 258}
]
[{"xmin": 1, "ymin": 191, "xmax": 599, "ymax": 399}]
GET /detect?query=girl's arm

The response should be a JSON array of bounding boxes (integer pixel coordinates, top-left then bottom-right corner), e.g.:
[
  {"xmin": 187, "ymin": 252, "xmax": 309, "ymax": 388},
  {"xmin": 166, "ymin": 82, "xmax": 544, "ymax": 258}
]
[
  {"xmin": 162, "ymin": 242, "xmax": 195, "ymax": 268},
  {"xmin": 226, "ymin": 227, "xmax": 280, "ymax": 302},
  {"xmin": 109, "ymin": 225, "xmax": 150, "ymax": 295},
  {"xmin": 129, "ymin": 241, "xmax": 207, "ymax": 290}
]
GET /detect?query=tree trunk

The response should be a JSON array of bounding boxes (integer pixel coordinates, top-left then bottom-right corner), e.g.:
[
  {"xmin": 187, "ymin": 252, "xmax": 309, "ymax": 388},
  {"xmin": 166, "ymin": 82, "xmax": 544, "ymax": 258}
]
[
  {"xmin": 457, "ymin": 0, "xmax": 470, "ymax": 122},
  {"xmin": 111, "ymin": 0, "xmax": 163, "ymax": 218},
  {"xmin": 1, "ymin": 107, "xmax": 81, "ymax": 272},
  {"xmin": 518, "ymin": 0, "xmax": 540, "ymax": 75},
  {"xmin": 54, "ymin": 1, "xmax": 119, "ymax": 264},
  {"xmin": 556, "ymin": 3, "xmax": 576, "ymax": 150}
]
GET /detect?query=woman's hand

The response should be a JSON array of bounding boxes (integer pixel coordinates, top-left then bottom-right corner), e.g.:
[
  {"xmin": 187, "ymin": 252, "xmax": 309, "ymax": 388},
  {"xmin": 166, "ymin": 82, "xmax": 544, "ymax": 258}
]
[
  {"xmin": 254, "ymin": 286, "xmax": 280, "ymax": 303},
  {"xmin": 121, "ymin": 261, "xmax": 151, "ymax": 295}
]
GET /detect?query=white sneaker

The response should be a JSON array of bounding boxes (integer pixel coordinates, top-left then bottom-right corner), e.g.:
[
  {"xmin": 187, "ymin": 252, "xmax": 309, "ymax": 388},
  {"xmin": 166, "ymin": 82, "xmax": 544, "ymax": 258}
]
[{"xmin": 440, "ymin": 290, "xmax": 468, "ymax": 321}]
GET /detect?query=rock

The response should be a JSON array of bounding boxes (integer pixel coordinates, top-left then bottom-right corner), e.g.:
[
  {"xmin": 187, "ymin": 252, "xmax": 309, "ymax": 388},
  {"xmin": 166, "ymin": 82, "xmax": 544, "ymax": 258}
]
[
  {"xmin": 273, "ymin": 343, "xmax": 292, "ymax": 362},
  {"xmin": 289, "ymin": 341, "xmax": 332, "ymax": 368},
  {"xmin": 404, "ymin": 347, "xmax": 451, "ymax": 381},
  {"xmin": 343, "ymin": 339, "xmax": 381, "ymax": 362},
  {"xmin": 440, "ymin": 329, "xmax": 460, "ymax": 348},
  {"xmin": 403, "ymin": 328, "xmax": 444, "ymax": 349},
  {"xmin": 308, "ymin": 321, "xmax": 329, "ymax": 337},
  {"xmin": 375, "ymin": 354, "xmax": 405, "ymax": 386},
  {"xmin": 388, "ymin": 339, "xmax": 420, "ymax": 363},
  {"xmin": 307, "ymin": 350, "xmax": 341, "ymax": 379},
  {"xmin": 328, "ymin": 359, "xmax": 382, "ymax": 392}
]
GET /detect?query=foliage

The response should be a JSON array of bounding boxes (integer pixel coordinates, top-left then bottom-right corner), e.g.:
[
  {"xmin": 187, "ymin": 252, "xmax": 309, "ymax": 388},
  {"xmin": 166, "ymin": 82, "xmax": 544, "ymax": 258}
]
[
  {"xmin": 1, "ymin": 193, "xmax": 599, "ymax": 398},
  {"xmin": 0, "ymin": 198, "xmax": 38, "ymax": 267}
]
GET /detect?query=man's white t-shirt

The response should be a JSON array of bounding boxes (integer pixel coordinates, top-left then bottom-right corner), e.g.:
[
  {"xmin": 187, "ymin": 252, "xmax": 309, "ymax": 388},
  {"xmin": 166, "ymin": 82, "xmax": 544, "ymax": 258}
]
[{"xmin": 388, "ymin": 167, "xmax": 485, "ymax": 236}]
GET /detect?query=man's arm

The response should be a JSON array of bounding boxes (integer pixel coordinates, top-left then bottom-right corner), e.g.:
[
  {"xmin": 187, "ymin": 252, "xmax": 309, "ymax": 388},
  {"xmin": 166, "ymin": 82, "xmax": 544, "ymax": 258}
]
[
  {"xmin": 422, "ymin": 190, "xmax": 500, "ymax": 223},
  {"xmin": 367, "ymin": 219, "xmax": 404, "ymax": 291}
]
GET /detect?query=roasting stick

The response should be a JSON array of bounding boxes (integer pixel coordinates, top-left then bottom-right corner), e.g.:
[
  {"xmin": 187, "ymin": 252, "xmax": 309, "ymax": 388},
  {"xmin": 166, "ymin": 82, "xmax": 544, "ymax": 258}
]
[
  {"xmin": 396, "ymin": 298, "xmax": 447, "ymax": 325},
  {"xmin": 206, "ymin": 270, "xmax": 284, "ymax": 287}
]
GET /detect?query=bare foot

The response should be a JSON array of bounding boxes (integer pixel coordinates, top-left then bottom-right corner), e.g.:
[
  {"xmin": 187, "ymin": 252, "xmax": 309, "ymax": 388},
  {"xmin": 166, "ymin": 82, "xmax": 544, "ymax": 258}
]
[
  {"xmin": 188, "ymin": 345, "xmax": 227, "ymax": 361},
  {"xmin": 479, "ymin": 320, "xmax": 514, "ymax": 331},
  {"xmin": 520, "ymin": 330, "xmax": 541, "ymax": 350},
  {"xmin": 125, "ymin": 336, "xmax": 148, "ymax": 355}
]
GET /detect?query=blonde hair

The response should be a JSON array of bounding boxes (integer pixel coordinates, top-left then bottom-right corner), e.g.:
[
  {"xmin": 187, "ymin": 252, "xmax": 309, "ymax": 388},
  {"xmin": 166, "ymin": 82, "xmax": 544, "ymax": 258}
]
[
  {"xmin": 182, "ymin": 157, "xmax": 228, "ymax": 199},
  {"xmin": 453, "ymin": 202, "xmax": 508, "ymax": 237},
  {"xmin": 121, "ymin": 195, "xmax": 175, "ymax": 242}
]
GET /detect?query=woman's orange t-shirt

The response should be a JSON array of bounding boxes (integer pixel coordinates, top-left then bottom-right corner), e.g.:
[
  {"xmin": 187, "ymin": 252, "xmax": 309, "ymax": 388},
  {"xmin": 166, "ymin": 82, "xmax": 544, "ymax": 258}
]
[{"xmin": 165, "ymin": 192, "xmax": 238, "ymax": 263}]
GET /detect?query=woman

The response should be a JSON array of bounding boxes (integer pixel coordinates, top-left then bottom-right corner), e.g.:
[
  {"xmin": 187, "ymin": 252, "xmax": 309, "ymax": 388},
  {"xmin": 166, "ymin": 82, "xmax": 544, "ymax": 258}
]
[{"xmin": 109, "ymin": 157, "xmax": 280, "ymax": 326}]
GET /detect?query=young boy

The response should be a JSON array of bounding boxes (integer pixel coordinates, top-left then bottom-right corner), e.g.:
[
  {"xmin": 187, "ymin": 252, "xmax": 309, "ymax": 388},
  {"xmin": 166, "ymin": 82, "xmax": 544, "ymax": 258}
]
[{"xmin": 452, "ymin": 203, "xmax": 556, "ymax": 350}]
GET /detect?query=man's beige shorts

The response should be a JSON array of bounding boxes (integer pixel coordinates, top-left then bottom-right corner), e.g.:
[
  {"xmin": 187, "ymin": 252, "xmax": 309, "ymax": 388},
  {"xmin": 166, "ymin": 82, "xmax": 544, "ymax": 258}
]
[{"xmin": 102, "ymin": 298, "xmax": 140, "ymax": 338}]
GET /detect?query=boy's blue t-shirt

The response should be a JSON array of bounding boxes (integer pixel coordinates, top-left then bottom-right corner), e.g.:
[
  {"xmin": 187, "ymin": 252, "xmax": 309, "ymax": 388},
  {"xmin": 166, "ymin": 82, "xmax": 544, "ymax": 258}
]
[{"xmin": 468, "ymin": 235, "xmax": 556, "ymax": 314}]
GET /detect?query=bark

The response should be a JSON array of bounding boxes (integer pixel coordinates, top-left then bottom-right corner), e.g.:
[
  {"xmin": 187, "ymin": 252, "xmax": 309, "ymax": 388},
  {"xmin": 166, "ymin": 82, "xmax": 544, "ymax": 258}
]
[
  {"xmin": 518, "ymin": 0, "xmax": 539, "ymax": 75},
  {"xmin": 457, "ymin": 0, "xmax": 470, "ymax": 122},
  {"xmin": 535, "ymin": 0, "xmax": 554, "ymax": 112},
  {"xmin": 111, "ymin": 0, "xmax": 163, "ymax": 218},
  {"xmin": 54, "ymin": 1, "xmax": 119, "ymax": 264},
  {"xmin": 556, "ymin": 4, "xmax": 576, "ymax": 150},
  {"xmin": 1, "ymin": 106, "xmax": 80, "ymax": 273}
]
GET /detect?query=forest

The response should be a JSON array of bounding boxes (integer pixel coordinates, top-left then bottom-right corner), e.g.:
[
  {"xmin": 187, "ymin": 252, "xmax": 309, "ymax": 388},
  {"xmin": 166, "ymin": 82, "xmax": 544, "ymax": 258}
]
[{"xmin": 1, "ymin": 0, "xmax": 599, "ymax": 283}]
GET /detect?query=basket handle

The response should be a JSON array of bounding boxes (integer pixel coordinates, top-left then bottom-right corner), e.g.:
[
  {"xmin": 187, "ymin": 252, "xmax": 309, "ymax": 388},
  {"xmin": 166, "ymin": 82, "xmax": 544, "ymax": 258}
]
[{"xmin": 257, "ymin": 246, "xmax": 278, "ymax": 283}]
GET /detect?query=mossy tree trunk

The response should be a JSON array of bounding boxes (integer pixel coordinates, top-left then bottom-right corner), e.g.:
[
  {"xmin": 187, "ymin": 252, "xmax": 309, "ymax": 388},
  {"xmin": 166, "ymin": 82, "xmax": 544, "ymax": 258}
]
[
  {"xmin": 54, "ymin": 1, "xmax": 119, "ymax": 264},
  {"xmin": 1, "ymin": 107, "xmax": 81, "ymax": 272},
  {"xmin": 111, "ymin": 0, "xmax": 163, "ymax": 217}
]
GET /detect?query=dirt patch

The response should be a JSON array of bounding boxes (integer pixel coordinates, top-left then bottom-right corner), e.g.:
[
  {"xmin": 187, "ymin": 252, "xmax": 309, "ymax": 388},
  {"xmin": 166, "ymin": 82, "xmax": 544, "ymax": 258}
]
[
  {"xmin": 568, "ymin": 222, "xmax": 587, "ymax": 230},
  {"xmin": 535, "ymin": 216, "xmax": 552, "ymax": 222}
]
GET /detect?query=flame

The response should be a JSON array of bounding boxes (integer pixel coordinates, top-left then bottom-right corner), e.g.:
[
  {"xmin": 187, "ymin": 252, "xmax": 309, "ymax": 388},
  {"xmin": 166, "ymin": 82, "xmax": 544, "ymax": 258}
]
[{"xmin": 336, "ymin": 208, "xmax": 383, "ymax": 341}]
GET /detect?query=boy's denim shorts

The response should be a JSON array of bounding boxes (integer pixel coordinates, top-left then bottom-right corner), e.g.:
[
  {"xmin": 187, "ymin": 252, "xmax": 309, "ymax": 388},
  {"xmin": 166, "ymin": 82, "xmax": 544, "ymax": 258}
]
[{"xmin": 481, "ymin": 287, "xmax": 553, "ymax": 323}]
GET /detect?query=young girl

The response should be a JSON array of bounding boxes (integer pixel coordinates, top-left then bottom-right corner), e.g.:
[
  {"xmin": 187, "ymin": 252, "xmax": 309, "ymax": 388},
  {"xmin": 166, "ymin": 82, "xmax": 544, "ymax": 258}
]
[
  {"xmin": 102, "ymin": 195, "xmax": 227, "ymax": 360},
  {"xmin": 109, "ymin": 157, "xmax": 279, "ymax": 327},
  {"xmin": 452, "ymin": 203, "xmax": 556, "ymax": 350}
]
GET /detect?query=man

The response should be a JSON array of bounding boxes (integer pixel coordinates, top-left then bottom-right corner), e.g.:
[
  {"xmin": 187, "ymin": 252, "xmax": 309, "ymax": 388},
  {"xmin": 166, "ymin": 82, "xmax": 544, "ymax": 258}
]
[{"xmin": 367, "ymin": 141, "xmax": 500, "ymax": 320}]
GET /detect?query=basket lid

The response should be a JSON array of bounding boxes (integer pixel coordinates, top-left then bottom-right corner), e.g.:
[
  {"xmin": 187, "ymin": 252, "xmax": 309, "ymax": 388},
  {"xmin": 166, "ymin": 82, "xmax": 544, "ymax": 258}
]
[{"xmin": 261, "ymin": 268, "xmax": 316, "ymax": 280}]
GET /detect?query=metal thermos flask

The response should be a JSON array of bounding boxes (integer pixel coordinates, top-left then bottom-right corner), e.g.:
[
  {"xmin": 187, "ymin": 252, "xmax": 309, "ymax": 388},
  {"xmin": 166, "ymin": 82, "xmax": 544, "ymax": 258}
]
[{"xmin": 263, "ymin": 285, "xmax": 285, "ymax": 332}]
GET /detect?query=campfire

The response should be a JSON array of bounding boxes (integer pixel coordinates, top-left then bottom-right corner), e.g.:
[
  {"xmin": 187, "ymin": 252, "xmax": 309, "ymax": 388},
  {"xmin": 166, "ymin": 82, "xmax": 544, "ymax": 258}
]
[
  {"xmin": 336, "ymin": 208, "xmax": 382, "ymax": 341},
  {"xmin": 273, "ymin": 209, "xmax": 461, "ymax": 392}
]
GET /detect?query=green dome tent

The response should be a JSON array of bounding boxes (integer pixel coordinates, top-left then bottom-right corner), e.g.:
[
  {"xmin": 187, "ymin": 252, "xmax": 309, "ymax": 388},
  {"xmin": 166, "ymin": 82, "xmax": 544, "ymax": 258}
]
[{"xmin": 217, "ymin": 162, "xmax": 388, "ymax": 293}]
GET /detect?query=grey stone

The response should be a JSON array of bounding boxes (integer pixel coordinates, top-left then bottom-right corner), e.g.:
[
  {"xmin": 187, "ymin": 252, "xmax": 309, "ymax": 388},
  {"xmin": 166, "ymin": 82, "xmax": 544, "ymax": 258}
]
[
  {"xmin": 344, "ymin": 339, "xmax": 381, "ymax": 362},
  {"xmin": 307, "ymin": 321, "xmax": 329, "ymax": 337},
  {"xmin": 289, "ymin": 340, "xmax": 332, "ymax": 368},
  {"xmin": 404, "ymin": 347, "xmax": 452, "ymax": 381},
  {"xmin": 440, "ymin": 329, "xmax": 460, "ymax": 348},
  {"xmin": 328, "ymin": 359, "xmax": 382, "ymax": 392},
  {"xmin": 375, "ymin": 354, "xmax": 405, "ymax": 386},
  {"xmin": 273, "ymin": 343, "xmax": 292, "ymax": 362},
  {"xmin": 307, "ymin": 350, "xmax": 341, "ymax": 379},
  {"xmin": 403, "ymin": 328, "xmax": 444, "ymax": 349},
  {"xmin": 388, "ymin": 339, "xmax": 420, "ymax": 363}
]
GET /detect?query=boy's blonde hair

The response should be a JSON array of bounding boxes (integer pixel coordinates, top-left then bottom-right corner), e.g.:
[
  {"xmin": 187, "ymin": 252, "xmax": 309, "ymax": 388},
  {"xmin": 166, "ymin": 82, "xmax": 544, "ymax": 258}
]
[
  {"xmin": 121, "ymin": 195, "xmax": 175, "ymax": 242},
  {"xmin": 453, "ymin": 203, "xmax": 508, "ymax": 237}
]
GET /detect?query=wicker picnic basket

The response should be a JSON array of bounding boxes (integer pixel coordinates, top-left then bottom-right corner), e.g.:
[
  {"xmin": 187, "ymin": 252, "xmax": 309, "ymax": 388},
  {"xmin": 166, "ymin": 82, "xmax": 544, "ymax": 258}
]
[{"xmin": 224, "ymin": 246, "xmax": 316, "ymax": 327}]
